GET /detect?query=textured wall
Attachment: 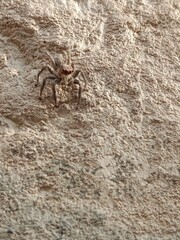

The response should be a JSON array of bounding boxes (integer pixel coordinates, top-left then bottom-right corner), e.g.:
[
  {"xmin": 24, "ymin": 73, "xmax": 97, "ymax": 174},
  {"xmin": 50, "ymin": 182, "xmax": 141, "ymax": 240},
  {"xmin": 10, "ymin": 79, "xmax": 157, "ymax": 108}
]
[{"xmin": 0, "ymin": 0, "xmax": 180, "ymax": 239}]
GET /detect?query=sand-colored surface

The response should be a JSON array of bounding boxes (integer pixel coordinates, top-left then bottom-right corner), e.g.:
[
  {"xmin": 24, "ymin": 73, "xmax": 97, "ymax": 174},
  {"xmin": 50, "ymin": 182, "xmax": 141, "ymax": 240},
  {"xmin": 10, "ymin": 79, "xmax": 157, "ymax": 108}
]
[{"xmin": 0, "ymin": 0, "xmax": 180, "ymax": 239}]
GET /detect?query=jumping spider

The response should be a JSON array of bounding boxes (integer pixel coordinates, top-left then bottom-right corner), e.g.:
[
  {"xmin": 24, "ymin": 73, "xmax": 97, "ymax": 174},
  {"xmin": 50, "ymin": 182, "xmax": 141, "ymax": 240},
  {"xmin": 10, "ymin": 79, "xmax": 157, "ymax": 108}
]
[{"xmin": 35, "ymin": 51, "xmax": 87, "ymax": 109}]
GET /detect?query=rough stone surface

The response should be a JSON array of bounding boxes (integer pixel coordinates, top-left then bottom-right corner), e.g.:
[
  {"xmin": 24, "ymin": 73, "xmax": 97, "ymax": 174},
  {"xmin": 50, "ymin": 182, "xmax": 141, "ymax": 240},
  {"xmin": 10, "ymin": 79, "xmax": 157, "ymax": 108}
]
[{"xmin": 0, "ymin": 0, "xmax": 180, "ymax": 239}]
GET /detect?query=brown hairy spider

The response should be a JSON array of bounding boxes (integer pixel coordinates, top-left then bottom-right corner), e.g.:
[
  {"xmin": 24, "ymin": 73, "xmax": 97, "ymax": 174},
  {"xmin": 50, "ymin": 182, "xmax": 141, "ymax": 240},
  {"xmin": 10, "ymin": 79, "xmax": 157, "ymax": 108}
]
[{"xmin": 35, "ymin": 51, "xmax": 87, "ymax": 109}]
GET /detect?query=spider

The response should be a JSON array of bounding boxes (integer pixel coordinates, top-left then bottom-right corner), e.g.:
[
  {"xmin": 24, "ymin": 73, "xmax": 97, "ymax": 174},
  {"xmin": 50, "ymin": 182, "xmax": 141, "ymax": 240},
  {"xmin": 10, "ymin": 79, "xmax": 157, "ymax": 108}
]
[{"xmin": 35, "ymin": 51, "xmax": 87, "ymax": 109}]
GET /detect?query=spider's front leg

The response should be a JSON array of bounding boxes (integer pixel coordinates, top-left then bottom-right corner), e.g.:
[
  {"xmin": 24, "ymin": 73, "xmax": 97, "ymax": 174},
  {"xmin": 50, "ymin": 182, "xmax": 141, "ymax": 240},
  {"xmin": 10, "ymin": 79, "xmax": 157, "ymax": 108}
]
[
  {"xmin": 52, "ymin": 82, "xmax": 59, "ymax": 108},
  {"xmin": 73, "ymin": 79, "xmax": 82, "ymax": 109},
  {"xmin": 35, "ymin": 65, "xmax": 58, "ymax": 87},
  {"xmin": 72, "ymin": 70, "xmax": 87, "ymax": 91},
  {"xmin": 39, "ymin": 76, "xmax": 57, "ymax": 100},
  {"xmin": 46, "ymin": 51, "xmax": 57, "ymax": 70}
]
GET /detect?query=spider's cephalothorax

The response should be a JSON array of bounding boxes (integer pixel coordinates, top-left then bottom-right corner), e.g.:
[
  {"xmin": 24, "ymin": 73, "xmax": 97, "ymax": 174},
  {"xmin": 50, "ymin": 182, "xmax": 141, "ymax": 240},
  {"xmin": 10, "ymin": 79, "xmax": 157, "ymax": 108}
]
[{"xmin": 35, "ymin": 51, "xmax": 87, "ymax": 109}]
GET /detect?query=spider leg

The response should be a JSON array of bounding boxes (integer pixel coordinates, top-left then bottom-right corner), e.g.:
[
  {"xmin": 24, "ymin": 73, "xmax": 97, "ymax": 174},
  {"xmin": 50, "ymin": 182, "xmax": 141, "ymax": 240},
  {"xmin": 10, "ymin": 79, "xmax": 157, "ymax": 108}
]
[
  {"xmin": 67, "ymin": 77, "xmax": 74, "ymax": 87},
  {"xmin": 52, "ymin": 81, "xmax": 59, "ymax": 107},
  {"xmin": 72, "ymin": 69, "xmax": 80, "ymax": 78},
  {"xmin": 35, "ymin": 65, "xmax": 58, "ymax": 87},
  {"xmin": 46, "ymin": 51, "xmax": 56, "ymax": 69},
  {"xmin": 74, "ymin": 79, "xmax": 82, "ymax": 109},
  {"xmin": 39, "ymin": 76, "xmax": 57, "ymax": 100},
  {"xmin": 72, "ymin": 70, "xmax": 87, "ymax": 91}
]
